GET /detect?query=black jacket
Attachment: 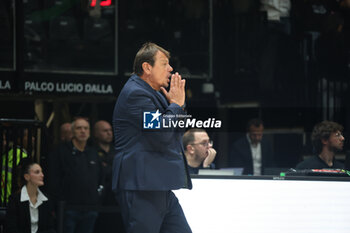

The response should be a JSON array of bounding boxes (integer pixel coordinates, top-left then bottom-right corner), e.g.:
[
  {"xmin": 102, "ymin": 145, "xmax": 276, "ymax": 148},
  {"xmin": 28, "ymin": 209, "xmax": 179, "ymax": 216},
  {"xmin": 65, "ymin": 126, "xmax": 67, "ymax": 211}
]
[
  {"xmin": 48, "ymin": 141, "xmax": 103, "ymax": 206},
  {"xmin": 296, "ymin": 155, "xmax": 344, "ymax": 169},
  {"xmin": 5, "ymin": 191, "xmax": 56, "ymax": 233},
  {"xmin": 229, "ymin": 136, "xmax": 274, "ymax": 175}
]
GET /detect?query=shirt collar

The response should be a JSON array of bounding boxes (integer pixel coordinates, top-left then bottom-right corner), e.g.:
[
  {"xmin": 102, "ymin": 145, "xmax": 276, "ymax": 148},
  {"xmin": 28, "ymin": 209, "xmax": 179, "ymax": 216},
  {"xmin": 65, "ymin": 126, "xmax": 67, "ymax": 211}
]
[
  {"xmin": 246, "ymin": 133, "xmax": 261, "ymax": 148},
  {"xmin": 20, "ymin": 185, "xmax": 48, "ymax": 203},
  {"xmin": 246, "ymin": 133, "xmax": 251, "ymax": 144}
]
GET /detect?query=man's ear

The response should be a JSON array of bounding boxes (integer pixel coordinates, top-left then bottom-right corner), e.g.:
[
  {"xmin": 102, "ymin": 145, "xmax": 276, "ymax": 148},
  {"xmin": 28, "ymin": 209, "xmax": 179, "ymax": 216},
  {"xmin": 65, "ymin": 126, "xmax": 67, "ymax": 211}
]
[
  {"xmin": 142, "ymin": 62, "xmax": 152, "ymax": 75},
  {"xmin": 186, "ymin": 144, "xmax": 194, "ymax": 154}
]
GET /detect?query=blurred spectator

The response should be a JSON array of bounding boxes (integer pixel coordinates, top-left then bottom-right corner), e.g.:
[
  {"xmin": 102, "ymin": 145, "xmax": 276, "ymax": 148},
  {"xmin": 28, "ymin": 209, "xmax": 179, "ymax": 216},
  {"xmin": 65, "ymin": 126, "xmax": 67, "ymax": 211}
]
[
  {"xmin": 92, "ymin": 120, "xmax": 124, "ymax": 233},
  {"xmin": 60, "ymin": 122, "xmax": 73, "ymax": 142},
  {"xmin": 93, "ymin": 121, "xmax": 113, "ymax": 161},
  {"xmin": 93, "ymin": 120, "xmax": 115, "ymax": 203},
  {"xmin": 296, "ymin": 121, "xmax": 345, "ymax": 169},
  {"xmin": 5, "ymin": 158, "xmax": 56, "ymax": 233},
  {"xmin": 183, "ymin": 129, "xmax": 216, "ymax": 174},
  {"xmin": 48, "ymin": 117, "xmax": 103, "ymax": 233},
  {"xmin": 228, "ymin": 118, "xmax": 274, "ymax": 175}
]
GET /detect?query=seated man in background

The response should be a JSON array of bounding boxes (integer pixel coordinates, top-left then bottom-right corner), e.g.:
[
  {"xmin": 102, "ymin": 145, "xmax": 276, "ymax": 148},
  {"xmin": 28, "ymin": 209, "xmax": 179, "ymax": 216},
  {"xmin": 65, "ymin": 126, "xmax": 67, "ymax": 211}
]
[
  {"xmin": 228, "ymin": 118, "xmax": 274, "ymax": 175},
  {"xmin": 183, "ymin": 129, "xmax": 216, "ymax": 174},
  {"xmin": 296, "ymin": 121, "xmax": 345, "ymax": 169}
]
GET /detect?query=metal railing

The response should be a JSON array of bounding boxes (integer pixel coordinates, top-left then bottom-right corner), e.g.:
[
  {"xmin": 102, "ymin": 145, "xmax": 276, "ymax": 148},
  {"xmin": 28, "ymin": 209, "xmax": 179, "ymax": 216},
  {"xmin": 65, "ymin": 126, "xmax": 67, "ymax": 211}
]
[{"xmin": 0, "ymin": 118, "xmax": 46, "ymax": 207}]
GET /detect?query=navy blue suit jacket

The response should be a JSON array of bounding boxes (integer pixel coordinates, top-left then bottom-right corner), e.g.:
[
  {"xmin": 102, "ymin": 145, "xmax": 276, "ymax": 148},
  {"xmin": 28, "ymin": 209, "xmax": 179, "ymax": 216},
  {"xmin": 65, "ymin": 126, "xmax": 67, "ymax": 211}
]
[
  {"xmin": 229, "ymin": 136, "xmax": 274, "ymax": 175},
  {"xmin": 112, "ymin": 75, "xmax": 192, "ymax": 191}
]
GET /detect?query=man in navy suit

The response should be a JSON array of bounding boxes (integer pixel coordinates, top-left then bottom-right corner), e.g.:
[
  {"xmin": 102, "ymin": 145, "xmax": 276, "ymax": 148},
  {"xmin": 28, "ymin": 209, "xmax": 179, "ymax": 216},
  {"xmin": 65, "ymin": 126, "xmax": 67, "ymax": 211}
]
[
  {"xmin": 112, "ymin": 42, "xmax": 192, "ymax": 233},
  {"xmin": 228, "ymin": 118, "xmax": 274, "ymax": 175}
]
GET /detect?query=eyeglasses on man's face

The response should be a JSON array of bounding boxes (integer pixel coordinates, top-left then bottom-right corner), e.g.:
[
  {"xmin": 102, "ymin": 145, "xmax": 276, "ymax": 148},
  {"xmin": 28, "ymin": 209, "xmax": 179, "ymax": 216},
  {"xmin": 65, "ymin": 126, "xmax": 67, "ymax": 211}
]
[
  {"xmin": 334, "ymin": 131, "xmax": 344, "ymax": 139},
  {"xmin": 191, "ymin": 140, "xmax": 213, "ymax": 147}
]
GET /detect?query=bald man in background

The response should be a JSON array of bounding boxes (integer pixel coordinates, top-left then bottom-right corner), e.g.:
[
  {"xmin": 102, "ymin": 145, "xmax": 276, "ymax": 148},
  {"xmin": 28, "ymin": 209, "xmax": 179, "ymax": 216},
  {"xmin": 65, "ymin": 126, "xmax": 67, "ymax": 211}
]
[
  {"xmin": 93, "ymin": 120, "xmax": 116, "ymax": 203},
  {"xmin": 93, "ymin": 120, "xmax": 124, "ymax": 233},
  {"xmin": 94, "ymin": 120, "xmax": 115, "ymax": 162}
]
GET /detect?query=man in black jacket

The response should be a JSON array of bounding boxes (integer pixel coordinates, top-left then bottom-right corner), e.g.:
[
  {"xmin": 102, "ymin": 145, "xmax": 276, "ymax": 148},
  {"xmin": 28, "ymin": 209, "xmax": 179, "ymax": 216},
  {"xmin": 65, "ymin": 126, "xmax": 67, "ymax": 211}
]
[
  {"xmin": 48, "ymin": 117, "xmax": 103, "ymax": 233},
  {"xmin": 296, "ymin": 121, "xmax": 345, "ymax": 169},
  {"xmin": 229, "ymin": 118, "xmax": 274, "ymax": 175},
  {"xmin": 92, "ymin": 120, "xmax": 124, "ymax": 233}
]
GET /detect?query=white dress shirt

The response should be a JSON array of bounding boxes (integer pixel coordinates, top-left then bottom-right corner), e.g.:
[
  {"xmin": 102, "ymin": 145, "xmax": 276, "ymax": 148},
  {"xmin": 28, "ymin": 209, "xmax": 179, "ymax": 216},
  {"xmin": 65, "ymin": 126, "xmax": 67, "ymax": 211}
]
[
  {"xmin": 247, "ymin": 134, "xmax": 262, "ymax": 175},
  {"xmin": 20, "ymin": 185, "xmax": 48, "ymax": 233},
  {"xmin": 260, "ymin": 0, "xmax": 291, "ymax": 21}
]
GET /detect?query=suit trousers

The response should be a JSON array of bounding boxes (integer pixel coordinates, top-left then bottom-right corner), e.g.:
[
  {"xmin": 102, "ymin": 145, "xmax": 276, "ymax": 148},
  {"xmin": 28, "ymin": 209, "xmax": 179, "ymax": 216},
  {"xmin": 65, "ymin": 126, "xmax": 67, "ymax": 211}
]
[{"xmin": 116, "ymin": 190, "xmax": 192, "ymax": 233}]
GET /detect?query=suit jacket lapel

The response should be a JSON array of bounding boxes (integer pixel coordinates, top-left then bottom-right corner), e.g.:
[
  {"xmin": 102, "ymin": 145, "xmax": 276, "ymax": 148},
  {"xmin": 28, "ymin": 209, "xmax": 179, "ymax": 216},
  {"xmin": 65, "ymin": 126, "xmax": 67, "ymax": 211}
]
[
  {"xmin": 21, "ymin": 201, "xmax": 31, "ymax": 233},
  {"xmin": 244, "ymin": 137, "xmax": 253, "ymax": 161},
  {"xmin": 243, "ymin": 137, "xmax": 254, "ymax": 174},
  {"xmin": 260, "ymin": 139, "xmax": 267, "ymax": 167},
  {"xmin": 155, "ymin": 91, "xmax": 169, "ymax": 110},
  {"xmin": 38, "ymin": 203, "xmax": 45, "ymax": 231}
]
